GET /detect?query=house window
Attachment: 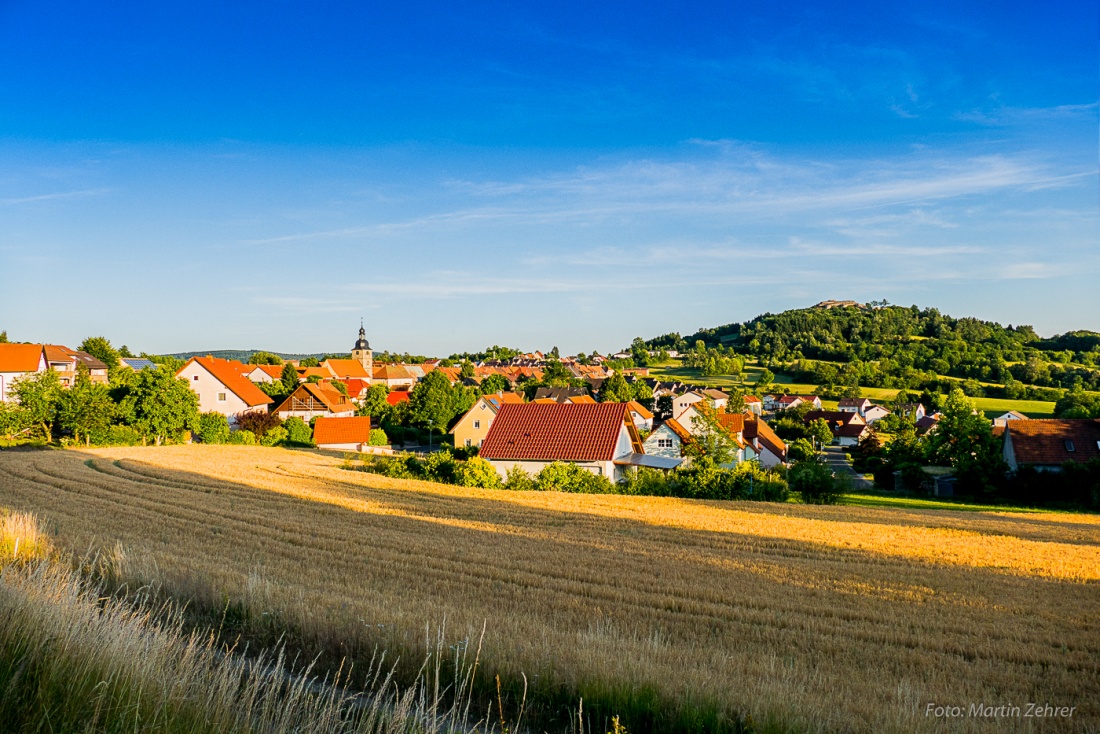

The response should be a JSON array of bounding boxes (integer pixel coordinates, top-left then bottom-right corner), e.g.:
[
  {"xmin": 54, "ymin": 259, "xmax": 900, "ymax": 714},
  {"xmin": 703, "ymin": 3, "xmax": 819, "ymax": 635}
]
[
  {"xmin": 193, "ymin": 375, "xmax": 199, "ymax": 381},
  {"xmin": 473, "ymin": 420, "xmax": 480, "ymax": 429},
  {"xmin": 1065, "ymin": 440, "xmax": 1075, "ymax": 452},
  {"xmin": 465, "ymin": 439, "xmax": 472, "ymax": 447},
  {"xmin": 217, "ymin": 393, "xmax": 227, "ymax": 402},
  {"xmin": 657, "ymin": 438, "xmax": 673, "ymax": 448}
]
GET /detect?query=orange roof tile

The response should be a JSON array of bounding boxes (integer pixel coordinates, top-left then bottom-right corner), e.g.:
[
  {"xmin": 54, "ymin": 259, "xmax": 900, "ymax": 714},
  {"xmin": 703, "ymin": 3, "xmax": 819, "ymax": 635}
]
[
  {"xmin": 1006, "ymin": 419, "xmax": 1100, "ymax": 466},
  {"xmin": 664, "ymin": 418, "xmax": 693, "ymax": 443},
  {"xmin": 313, "ymin": 416, "xmax": 374, "ymax": 445},
  {"xmin": 480, "ymin": 403, "xmax": 633, "ymax": 462},
  {"xmin": 0, "ymin": 344, "xmax": 45, "ymax": 373},
  {"xmin": 386, "ymin": 390, "xmax": 410, "ymax": 406},
  {"xmin": 567, "ymin": 395, "xmax": 597, "ymax": 404},
  {"xmin": 626, "ymin": 400, "xmax": 654, "ymax": 419},
  {"xmin": 744, "ymin": 416, "xmax": 787, "ymax": 460},
  {"xmin": 373, "ymin": 364, "xmax": 415, "ymax": 380},
  {"xmin": 297, "ymin": 367, "xmax": 330, "ymax": 380},
  {"xmin": 248, "ymin": 364, "xmax": 284, "ymax": 379},
  {"xmin": 324, "ymin": 359, "xmax": 371, "ymax": 379},
  {"xmin": 184, "ymin": 357, "xmax": 273, "ymax": 407}
]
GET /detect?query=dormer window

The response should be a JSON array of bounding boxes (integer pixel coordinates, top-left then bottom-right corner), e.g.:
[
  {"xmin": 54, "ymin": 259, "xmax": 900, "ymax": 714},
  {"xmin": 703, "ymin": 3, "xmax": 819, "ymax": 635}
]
[{"xmin": 1064, "ymin": 440, "xmax": 1075, "ymax": 452}]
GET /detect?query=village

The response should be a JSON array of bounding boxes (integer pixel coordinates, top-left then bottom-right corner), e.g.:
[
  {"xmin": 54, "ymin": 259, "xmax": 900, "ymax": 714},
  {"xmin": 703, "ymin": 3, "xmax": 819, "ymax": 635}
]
[{"xmin": 1, "ymin": 323, "xmax": 1090, "ymax": 492}]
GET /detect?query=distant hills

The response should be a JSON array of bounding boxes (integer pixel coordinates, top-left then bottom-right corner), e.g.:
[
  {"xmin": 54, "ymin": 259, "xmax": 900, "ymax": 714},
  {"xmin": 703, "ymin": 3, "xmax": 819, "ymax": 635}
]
[{"xmin": 167, "ymin": 350, "xmax": 329, "ymax": 362}]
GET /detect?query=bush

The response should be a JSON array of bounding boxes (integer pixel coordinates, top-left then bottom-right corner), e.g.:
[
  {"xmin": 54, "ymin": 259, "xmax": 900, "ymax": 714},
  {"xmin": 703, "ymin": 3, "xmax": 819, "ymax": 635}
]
[
  {"xmin": 227, "ymin": 430, "xmax": 257, "ymax": 446},
  {"xmin": 454, "ymin": 456, "xmax": 502, "ymax": 488},
  {"xmin": 787, "ymin": 438, "xmax": 816, "ymax": 463},
  {"xmin": 235, "ymin": 411, "xmax": 282, "ymax": 439},
  {"xmin": 536, "ymin": 462, "xmax": 614, "ymax": 494},
  {"xmin": 283, "ymin": 417, "xmax": 313, "ymax": 447},
  {"xmin": 421, "ymin": 451, "xmax": 458, "ymax": 484},
  {"xmin": 102, "ymin": 425, "xmax": 142, "ymax": 447},
  {"xmin": 196, "ymin": 413, "xmax": 230, "ymax": 445},
  {"xmin": 504, "ymin": 465, "xmax": 537, "ymax": 491},
  {"xmin": 789, "ymin": 456, "xmax": 844, "ymax": 504},
  {"xmin": 368, "ymin": 428, "xmax": 388, "ymax": 447},
  {"xmin": 260, "ymin": 426, "xmax": 288, "ymax": 447},
  {"xmin": 619, "ymin": 467, "xmax": 675, "ymax": 497}
]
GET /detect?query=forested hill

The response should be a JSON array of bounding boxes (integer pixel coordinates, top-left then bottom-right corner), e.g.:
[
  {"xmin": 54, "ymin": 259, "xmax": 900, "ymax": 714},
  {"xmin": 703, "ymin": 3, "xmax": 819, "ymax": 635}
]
[{"xmin": 645, "ymin": 304, "xmax": 1100, "ymax": 393}]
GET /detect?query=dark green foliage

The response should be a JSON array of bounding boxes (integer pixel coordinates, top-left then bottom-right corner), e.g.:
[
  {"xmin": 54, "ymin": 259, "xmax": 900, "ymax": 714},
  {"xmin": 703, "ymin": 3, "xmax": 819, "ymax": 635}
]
[
  {"xmin": 923, "ymin": 389, "xmax": 1004, "ymax": 494},
  {"xmin": 11, "ymin": 370, "xmax": 63, "ymax": 440},
  {"xmin": 1054, "ymin": 388, "xmax": 1100, "ymax": 418},
  {"xmin": 806, "ymin": 418, "xmax": 834, "ymax": 447},
  {"xmin": 535, "ymin": 462, "xmax": 614, "ymax": 493},
  {"xmin": 406, "ymin": 371, "xmax": 475, "ymax": 430},
  {"xmin": 789, "ymin": 455, "xmax": 846, "ymax": 504},
  {"xmin": 57, "ymin": 368, "xmax": 114, "ymax": 446},
  {"xmin": 234, "ymin": 411, "xmax": 282, "ymax": 439},
  {"xmin": 247, "ymin": 351, "xmax": 282, "ymax": 365},
  {"xmin": 787, "ymin": 438, "xmax": 816, "ymax": 463},
  {"xmin": 478, "ymin": 374, "xmax": 511, "ymax": 395},
  {"xmin": 663, "ymin": 304, "xmax": 1100, "ymax": 393},
  {"xmin": 196, "ymin": 413, "xmax": 230, "ymax": 444},
  {"xmin": 1004, "ymin": 459, "xmax": 1100, "ymax": 510},
  {"xmin": 227, "ymin": 429, "xmax": 256, "ymax": 445},
  {"xmin": 357, "ymin": 384, "xmax": 390, "ymax": 420},
  {"xmin": 283, "ymin": 417, "xmax": 314, "ymax": 446},
  {"xmin": 120, "ymin": 368, "xmax": 200, "ymax": 445},
  {"xmin": 78, "ymin": 336, "xmax": 121, "ymax": 371},
  {"xmin": 280, "ymin": 363, "xmax": 300, "ymax": 394}
]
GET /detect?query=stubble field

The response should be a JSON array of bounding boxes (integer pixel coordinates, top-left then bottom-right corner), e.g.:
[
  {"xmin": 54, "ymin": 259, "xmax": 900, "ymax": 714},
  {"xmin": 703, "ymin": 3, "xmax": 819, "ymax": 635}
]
[{"xmin": 0, "ymin": 445, "xmax": 1097, "ymax": 733}]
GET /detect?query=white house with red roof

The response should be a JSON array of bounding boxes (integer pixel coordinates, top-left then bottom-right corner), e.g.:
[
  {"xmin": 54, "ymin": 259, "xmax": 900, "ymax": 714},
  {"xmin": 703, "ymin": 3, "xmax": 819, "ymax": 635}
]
[
  {"xmin": 743, "ymin": 395, "xmax": 762, "ymax": 416},
  {"xmin": 177, "ymin": 356, "xmax": 274, "ymax": 424},
  {"xmin": 0, "ymin": 344, "xmax": 46, "ymax": 403},
  {"xmin": 479, "ymin": 403, "xmax": 647, "ymax": 481}
]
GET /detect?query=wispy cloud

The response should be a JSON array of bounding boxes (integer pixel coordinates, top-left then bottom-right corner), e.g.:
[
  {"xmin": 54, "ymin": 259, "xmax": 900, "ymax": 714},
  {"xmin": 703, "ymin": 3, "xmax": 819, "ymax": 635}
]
[{"xmin": 1, "ymin": 188, "xmax": 109, "ymax": 205}]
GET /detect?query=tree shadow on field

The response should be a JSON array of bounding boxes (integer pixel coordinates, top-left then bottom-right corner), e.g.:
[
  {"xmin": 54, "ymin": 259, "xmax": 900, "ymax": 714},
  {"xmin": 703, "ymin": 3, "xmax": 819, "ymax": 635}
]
[{"xmin": 1, "ymin": 448, "xmax": 1098, "ymax": 732}]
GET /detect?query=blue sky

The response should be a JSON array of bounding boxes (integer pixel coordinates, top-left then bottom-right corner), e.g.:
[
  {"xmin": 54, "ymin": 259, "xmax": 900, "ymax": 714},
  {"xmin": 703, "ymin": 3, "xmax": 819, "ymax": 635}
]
[{"xmin": 1, "ymin": 1, "xmax": 1097, "ymax": 356}]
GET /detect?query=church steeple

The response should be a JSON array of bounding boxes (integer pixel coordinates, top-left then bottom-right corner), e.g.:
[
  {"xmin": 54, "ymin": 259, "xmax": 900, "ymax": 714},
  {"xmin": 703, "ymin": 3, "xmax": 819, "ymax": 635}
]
[{"xmin": 351, "ymin": 320, "xmax": 373, "ymax": 378}]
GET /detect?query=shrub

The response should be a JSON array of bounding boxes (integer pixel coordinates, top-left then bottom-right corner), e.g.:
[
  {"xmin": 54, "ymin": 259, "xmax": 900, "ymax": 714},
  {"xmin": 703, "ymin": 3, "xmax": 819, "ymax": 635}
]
[
  {"xmin": 368, "ymin": 429, "xmax": 388, "ymax": 447},
  {"xmin": 102, "ymin": 425, "xmax": 142, "ymax": 447},
  {"xmin": 536, "ymin": 462, "xmax": 613, "ymax": 494},
  {"xmin": 260, "ymin": 426, "xmax": 288, "ymax": 447},
  {"xmin": 454, "ymin": 456, "xmax": 502, "ymax": 489},
  {"xmin": 227, "ymin": 430, "xmax": 256, "ymax": 446},
  {"xmin": 790, "ymin": 456, "xmax": 844, "ymax": 504},
  {"xmin": 421, "ymin": 451, "xmax": 458, "ymax": 484},
  {"xmin": 234, "ymin": 411, "xmax": 282, "ymax": 439},
  {"xmin": 504, "ymin": 465, "xmax": 536, "ymax": 491},
  {"xmin": 619, "ymin": 467, "xmax": 674, "ymax": 497},
  {"xmin": 787, "ymin": 438, "xmax": 816, "ymax": 463},
  {"xmin": 283, "ymin": 417, "xmax": 313, "ymax": 447},
  {"xmin": 196, "ymin": 413, "xmax": 230, "ymax": 445}
]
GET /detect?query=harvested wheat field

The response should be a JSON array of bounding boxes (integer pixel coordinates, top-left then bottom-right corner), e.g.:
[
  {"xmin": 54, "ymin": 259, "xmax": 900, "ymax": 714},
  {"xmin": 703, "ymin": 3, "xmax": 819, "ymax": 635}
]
[{"xmin": 1, "ymin": 445, "xmax": 1097, "ymax": 733}]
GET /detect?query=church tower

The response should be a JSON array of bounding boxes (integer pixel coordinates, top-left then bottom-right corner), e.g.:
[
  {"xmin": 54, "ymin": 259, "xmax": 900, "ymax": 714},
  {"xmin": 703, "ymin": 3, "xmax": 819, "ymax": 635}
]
[{"xmin": 351, "ymin": 322, "xmax": 373, "ymax": 381}]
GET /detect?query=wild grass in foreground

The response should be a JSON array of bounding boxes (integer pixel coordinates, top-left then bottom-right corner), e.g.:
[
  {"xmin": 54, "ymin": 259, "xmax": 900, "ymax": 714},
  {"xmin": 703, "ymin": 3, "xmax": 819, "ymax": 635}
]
[
  {"xmin": 2, "ymin": 446, "xmax": 1098, "ymax": 733},
  {"xmin": 0, "ymin": 512, "xmax": 495, "ymax": 734}
]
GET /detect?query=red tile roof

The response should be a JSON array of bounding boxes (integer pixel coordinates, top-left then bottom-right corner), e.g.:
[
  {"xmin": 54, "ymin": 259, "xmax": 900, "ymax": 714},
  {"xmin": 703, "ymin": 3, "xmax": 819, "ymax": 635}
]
[
  {"xmin": 249, "ymin": 364, "xmax": 285, "ymax": 379},
  {"xmin": 184, "ymin": 357, "xmax": 273, "ymax": 407},
  {"xmin": 480, "ymin": 403, "xmax": 635, "ymax": 462},
  {"xmin": 483, "ymin": 392, "xmax": 525, "ymax": 410},
  {"xmin": 664, "ymin": 418, "xmax": 693, "ymax": 443},
  {"xmin": 804, "ymin": 410, "xmax": 864, "ymax": 426},
  {"xmin": 626, "ymin": 400, "xmax": 653, "ymax": 419},
  {"xmin": 1005, "ymin": 419, "xmax": 1100, "ymax": 466},
  {"xmin": 340, "ymin": 378, "xmax": 372, "ymax": 397},
  {"xmin": 386, "ymin": 390, "xmax": 410, "ymax": 406},
  {"xmin": 743, "ymin": 395, "xmax": 762, "ymax": 403},
  {"xmin": 744, "ymin": 416, "xmax": 787, "ymax": 461},
  {"xmin": 324, "ymin": 359, "xmax": 371, "ymax": 379},
  {"xmin": 313, "ymin": 416, "xmax": 374, "ymax": 445},
  {"xmin": 0, "ymin": 343, "xmax": 45, "ymax": 373}
]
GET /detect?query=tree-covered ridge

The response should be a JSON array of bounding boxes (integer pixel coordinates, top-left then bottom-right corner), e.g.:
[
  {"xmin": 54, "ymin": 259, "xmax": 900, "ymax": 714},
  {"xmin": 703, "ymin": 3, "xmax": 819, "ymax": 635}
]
[{"xmin": 647, "ymin": 305, "xmax": 1100, "ymax": 391}]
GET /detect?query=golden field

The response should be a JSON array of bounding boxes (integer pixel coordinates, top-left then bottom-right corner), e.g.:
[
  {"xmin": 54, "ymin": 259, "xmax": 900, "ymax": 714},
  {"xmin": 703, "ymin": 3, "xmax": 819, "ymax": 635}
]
[{"xmin": 0, "ymin": 445, "xmax": 1097, "ymax": 733}]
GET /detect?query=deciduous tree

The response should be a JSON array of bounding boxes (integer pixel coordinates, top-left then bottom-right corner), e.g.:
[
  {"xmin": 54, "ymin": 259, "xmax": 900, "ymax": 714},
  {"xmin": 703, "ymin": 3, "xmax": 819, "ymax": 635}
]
[
  {"xmin": 122, "ymin": 367, "xmax": 199, "ymax": 446},
  {"xmin": 57, "ymin": 366, "xmax": 114, "ymax": 445},
  {"xmin": 11, "ymin": 369, "xmax": 62, "ymax": 440}
]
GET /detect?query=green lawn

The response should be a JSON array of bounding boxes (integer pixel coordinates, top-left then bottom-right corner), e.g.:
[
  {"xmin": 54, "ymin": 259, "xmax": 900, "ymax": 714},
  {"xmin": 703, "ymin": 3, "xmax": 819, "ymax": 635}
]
[{"xmin": 840, "ymin": 492, "xmax": 1064, "ymax": 514}]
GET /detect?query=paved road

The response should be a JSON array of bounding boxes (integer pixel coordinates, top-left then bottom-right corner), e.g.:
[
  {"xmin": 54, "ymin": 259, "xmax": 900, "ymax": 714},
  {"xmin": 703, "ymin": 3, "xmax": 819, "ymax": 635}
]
[{"xmin": 821, "ymin": 446, "xmax": 874, "ymax": 490}]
